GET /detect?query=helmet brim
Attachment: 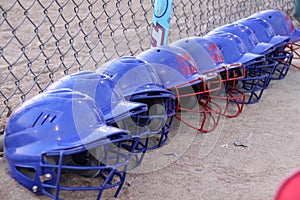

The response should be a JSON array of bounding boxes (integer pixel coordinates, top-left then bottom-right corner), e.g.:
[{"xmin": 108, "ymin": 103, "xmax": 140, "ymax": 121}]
[
  {"xmin": 104, "ymin": 100, "xmax": 148, "ymax": 124},
  {"xmin": 268, "ymin": 35, "xmax": 290, "ymax": 48},
  {"xmin": 237, "ymin": 52, "xmax": 264, "ymax": 65},
  {"xmin": 251, "ymin": 42, "xmax": 275, "ymax": 55},
  {"xmin": 291, "ymin": 28, "xmax": 300, "ymax": 42},
  {"xmin": 79, "ymin": 124, "xmax": 131, "ymax": 146}
]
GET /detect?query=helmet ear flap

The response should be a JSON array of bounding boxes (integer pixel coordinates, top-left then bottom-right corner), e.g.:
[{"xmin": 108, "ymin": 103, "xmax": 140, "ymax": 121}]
[
  {"xmin": 9, "ymin": 161, "xmax": 58, "ymax": 195},
  {"xmin": 15, "ymin": 166, "xmax": 36, "ymax": 180},
  {"xmin": 10, "ymin": 165, "xmax": 41, "ymax": 194}
]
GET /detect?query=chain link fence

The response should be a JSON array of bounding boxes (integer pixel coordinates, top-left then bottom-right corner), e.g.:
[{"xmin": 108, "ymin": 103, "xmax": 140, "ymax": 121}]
[{"xmin": 0, "ymin": 0, "xmax": 294, "ymax": 127}]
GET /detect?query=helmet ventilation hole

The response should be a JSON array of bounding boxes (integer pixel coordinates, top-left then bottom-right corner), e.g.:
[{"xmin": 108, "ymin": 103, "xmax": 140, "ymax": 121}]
[
  {"xmin": 16, "ymin": 166, "xmax": 36, "ymax": 180},
  {"xmin": 32, "ymin": 112, "xmax": 58, "ymax": 127}
]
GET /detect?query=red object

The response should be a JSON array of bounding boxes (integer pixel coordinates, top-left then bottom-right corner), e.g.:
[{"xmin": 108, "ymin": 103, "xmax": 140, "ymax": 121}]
[{"xmin": 275, "ymin": 170, "xmax": 300, "ymax": 200}]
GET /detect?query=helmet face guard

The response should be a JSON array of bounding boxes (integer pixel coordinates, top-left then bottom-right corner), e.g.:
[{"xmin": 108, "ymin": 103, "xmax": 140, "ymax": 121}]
[
  {"xmin": 4, "ymin": 90, "xmax": 134, "ymax": 199},
  {"xmin": 46, "ymin": 71, "xmax": 149, "ymax": 169},
  {"xmin": 171, "ymin": 37, "xmax": 246, "ymax": 118},
  {"xmin": 204, "ymin": 32, "xmax": 277, "ymax": 104},
  {"xmin": 137, "ymin": 45, "xmax": 223, "ymax": 133},
  {"xmin": 100, "ymin": 56, "xmax": 176, "ymax": 149},
  {"xmin": 39, "ymin": 135, "xmax": 130, "ymax": 199},
  {"xmin": 267, "ymin": 49, "xmax": 293, "ymax": 80},
  {"xmin": 286, "ymin": 42, "xmax": 300, "ymax": 69}
]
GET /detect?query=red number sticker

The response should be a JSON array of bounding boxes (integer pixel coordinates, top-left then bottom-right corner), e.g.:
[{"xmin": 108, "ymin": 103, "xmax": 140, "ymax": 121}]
[
  {"xmin": 175, "ymin": 52, "xmax": 198, "ymax": 77},
  {"xmin": 207, "ymin": 43, "xmax": 225, "ymax": 64}
]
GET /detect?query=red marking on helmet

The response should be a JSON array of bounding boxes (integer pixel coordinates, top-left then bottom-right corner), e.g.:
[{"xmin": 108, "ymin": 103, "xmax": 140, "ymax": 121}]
[
  {"xmin": 175, "ymin": 52, "xmax": 199, "ymax": 77},
  {"xmin": 207, "ymin": 43, "xmax": 225, "ymax": 64},
  {"xmin": 285, "ymin": 14, "xmax": 295, "ymax": 32}
]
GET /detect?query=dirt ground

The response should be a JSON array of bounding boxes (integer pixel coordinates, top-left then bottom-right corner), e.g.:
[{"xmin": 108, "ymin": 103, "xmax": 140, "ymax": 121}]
[{"xmin": 1, "ymin": 57, "xmax": 300, "ymax": 200}]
